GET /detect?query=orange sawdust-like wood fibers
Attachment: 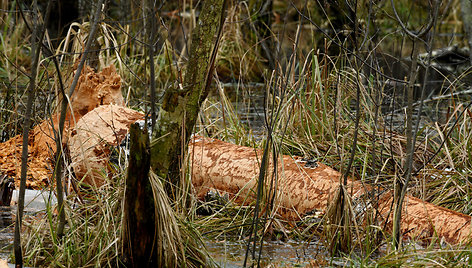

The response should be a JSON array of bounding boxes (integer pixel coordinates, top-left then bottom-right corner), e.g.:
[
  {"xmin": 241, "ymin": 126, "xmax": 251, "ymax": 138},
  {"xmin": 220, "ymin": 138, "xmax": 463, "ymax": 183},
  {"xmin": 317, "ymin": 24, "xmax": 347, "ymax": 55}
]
[
  {"xmin": 189, "ymin": 136, "xmax": 472, "ymax": 244},
  {"xmin": 0, "ymin": 65, "xmax": 125, "ymax": 189},
  {"xmin": 69, "ymin": 105, "xmax": 143, "ymax": 187}
]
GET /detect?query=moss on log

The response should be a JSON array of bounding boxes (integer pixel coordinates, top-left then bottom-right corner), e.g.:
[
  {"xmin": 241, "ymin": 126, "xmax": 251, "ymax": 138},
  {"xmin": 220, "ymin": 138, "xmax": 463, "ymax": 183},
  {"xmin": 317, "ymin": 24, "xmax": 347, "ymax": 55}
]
[{"xmin": 150, "ymin": 0, "xmax": 226, "ymax": 195}]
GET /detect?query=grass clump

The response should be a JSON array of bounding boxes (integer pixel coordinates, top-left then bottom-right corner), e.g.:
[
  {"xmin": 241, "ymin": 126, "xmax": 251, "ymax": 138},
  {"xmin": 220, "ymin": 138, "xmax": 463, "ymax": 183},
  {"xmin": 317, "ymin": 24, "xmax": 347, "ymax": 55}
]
[
  {"xmin": 21, "ymin": 176, "xmax": 124, "ymax": 267},
  {"xmin": 20, "ymin": 169, "xmax": 213, "ymax": 267}
]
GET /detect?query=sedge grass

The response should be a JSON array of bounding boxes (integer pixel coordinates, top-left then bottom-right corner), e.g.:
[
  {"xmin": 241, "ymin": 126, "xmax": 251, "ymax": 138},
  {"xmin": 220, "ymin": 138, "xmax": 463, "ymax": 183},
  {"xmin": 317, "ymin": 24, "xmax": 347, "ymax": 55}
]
[
  {"xmin": 21, "ymin": 174, "xmax": 124, "ymax": 267},
  {"xmin": 20, "ymin": 168, "xmax": 214, "ymax": 267}
]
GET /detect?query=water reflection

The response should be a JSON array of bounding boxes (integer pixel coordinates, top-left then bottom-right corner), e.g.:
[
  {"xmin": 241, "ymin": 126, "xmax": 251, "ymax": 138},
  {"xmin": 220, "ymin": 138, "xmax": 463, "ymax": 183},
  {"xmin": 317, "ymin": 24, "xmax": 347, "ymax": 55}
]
[
  {"xmin": 0, "ymin": 190, "xmax": 57, "ymax": 260},
  {"xmin": 0, "ymin": 206, "xmax": 13, "ymax": 259},
  {"xmin": 206, "ymin": 239, "xmax": 326, "ymax": 267}
]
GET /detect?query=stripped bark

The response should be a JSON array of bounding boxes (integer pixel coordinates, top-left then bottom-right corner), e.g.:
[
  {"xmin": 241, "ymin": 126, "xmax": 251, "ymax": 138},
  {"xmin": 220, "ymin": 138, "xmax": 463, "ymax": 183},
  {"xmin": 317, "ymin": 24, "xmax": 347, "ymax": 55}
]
[
  {"xmin": 0, "ymin": 65, "xmax": 124, "ymax": 189},
  {"xmin": 190, "ymin": 136, "xmax": 472, "ymax": 244}
]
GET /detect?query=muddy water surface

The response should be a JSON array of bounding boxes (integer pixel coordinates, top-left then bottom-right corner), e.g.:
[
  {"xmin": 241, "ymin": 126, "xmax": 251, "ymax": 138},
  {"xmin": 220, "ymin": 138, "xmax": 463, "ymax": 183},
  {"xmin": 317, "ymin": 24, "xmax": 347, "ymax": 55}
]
[{"xmin": 206, "ymin": 239, "xmax": 333, "ymax": 267}]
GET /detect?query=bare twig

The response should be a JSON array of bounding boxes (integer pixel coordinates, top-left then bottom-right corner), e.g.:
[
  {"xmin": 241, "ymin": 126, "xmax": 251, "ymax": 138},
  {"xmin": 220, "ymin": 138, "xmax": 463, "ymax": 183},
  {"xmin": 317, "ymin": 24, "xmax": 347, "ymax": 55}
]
[
  {"xmin": 391, "ymin": 0, "xmax": 440, "ymax": 249},
  {"xmin": 290, "ymin": 2, "xmax": 408, "ymax": 85},
  {"xmin": 390, "ymin": 0, "xmax": 435, "ymax": 39},
  {"xmin": 14, "ymin": 0, "xmax": 51, "ymax": 266}
]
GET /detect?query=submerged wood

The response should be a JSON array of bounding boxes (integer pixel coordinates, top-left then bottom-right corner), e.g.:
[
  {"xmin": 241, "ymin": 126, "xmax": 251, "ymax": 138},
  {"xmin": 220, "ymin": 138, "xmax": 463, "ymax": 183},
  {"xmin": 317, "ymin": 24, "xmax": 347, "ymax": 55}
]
[
  {"xmin": 190, "ymin": 136, "xmax": 472, "ymax": 244},
  {"xmin": 122, "ymin": 123, "xmax": 156, "ymax": 267}
]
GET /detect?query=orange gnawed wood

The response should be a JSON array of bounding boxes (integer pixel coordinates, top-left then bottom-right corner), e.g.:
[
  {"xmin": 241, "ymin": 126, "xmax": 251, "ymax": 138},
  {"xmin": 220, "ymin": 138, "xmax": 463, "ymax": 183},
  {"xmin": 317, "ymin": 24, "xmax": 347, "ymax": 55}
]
[
  {"xmin": 0, "ymin": 65, "xmax": 125, "ymax": 189},
  {"xmin": 189, "ymin": 136, "xmax": 472, "ymax": 244},
  {"xmin": 69, "ymin": 105, "xmax": 144, "ymax": 187}
]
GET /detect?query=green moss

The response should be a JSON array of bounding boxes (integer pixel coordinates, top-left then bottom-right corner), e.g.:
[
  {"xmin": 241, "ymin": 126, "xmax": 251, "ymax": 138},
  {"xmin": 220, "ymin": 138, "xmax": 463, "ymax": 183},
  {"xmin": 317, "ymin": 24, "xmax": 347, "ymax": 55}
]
[{"xmin": 150, "ymin": 0, "xmax": 226, "ymax": 195}]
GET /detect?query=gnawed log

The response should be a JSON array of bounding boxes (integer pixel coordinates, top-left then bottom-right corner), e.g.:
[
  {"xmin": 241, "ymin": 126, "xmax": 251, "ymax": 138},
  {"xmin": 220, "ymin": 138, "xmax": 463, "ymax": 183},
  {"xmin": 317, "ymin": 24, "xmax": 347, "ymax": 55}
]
[
  {"xmin": 189, "ymin": 136, "xmax": 472, "ymax": 244},
  {"xmin": 0, "ymin": 65, "xmax": 125, "ymax": 189},
  {"xmin": 69, "ymin": 105, "xmax": 144, "ymax": 187}
]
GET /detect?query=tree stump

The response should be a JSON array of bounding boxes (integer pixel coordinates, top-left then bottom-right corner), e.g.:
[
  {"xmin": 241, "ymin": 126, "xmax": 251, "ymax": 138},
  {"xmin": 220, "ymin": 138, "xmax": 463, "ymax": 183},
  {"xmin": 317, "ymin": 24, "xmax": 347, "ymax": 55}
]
[
  {"xmin": 122, "ymin": 123, "xmax": 156, "ymax": 267},
  {"xmin": 0, "ymin": 174, "xmax": 13, "ymax": 206}
]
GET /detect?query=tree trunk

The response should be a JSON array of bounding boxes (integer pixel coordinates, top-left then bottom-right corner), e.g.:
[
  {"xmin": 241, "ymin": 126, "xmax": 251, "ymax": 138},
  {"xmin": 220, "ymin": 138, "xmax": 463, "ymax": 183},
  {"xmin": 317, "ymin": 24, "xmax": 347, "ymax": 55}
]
[
  {"xmin": 122, "ymin": 123, "xmax": 155, "ymax": 267},
  {"xmin": 150, "ymin": 0, "xmax": 226, "ymax": 197},
  {"xmin": 461, "ymin": 0, "xmax": 472, "ymax": 64}
]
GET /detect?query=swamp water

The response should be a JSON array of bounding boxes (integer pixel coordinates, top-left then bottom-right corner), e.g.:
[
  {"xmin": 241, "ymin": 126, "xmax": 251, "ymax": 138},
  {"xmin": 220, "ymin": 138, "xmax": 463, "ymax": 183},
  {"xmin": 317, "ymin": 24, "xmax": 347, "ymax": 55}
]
[
  {"xmin": 206, "ymin": 239, "xmax": 335, "ymax": 267},
  {"xmin": 0, "ymin": 190, "xmax": 56, "ymax": 266}
]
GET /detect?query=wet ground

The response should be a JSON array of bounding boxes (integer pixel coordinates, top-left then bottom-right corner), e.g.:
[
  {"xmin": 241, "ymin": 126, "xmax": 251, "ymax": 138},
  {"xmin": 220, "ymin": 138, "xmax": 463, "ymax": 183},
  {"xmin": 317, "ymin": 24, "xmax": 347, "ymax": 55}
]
[
  {"xmin": 0, "ymin": 207, "xmax": 12, "ymax": 260},
  {"xmin": 0, "ymin": 190, "xmax": 57, "ymax": 261},
  {"xmin": 0, "ymin": 191, "xmax": 333, "ymax": 267}
]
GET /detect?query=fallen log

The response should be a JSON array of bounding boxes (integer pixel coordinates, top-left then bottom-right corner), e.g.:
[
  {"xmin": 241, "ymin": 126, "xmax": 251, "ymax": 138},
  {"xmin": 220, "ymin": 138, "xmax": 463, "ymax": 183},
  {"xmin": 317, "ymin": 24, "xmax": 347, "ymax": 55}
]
[
  {"xmin": 69, "ymin": 104, "xmax": 144, "ymax": 187},
  {"xmin": 189, "ymin": 136, "xmax": 472, "ymax": 244},
  {"xmin": 52, "ymin": 108, "xmax": 472, "ymax": 245},
  {"xmin": 0, "ymin": 65, "xmax": 124, "ymax": 189}
]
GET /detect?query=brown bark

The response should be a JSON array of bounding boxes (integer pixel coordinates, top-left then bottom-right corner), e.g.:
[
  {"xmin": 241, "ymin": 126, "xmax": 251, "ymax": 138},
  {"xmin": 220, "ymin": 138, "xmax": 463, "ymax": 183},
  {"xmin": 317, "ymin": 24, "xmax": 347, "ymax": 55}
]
[
  {"xmin": 190, "ymin": 136, "xmax": 472, "ymax": 244},
  {"xmin": 0, "ymin": 175, "xmax": 14, "ymax": 206},
  {"xmin": 122, "ymin": 123, "xmax": 156, "ymax": 267}
]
